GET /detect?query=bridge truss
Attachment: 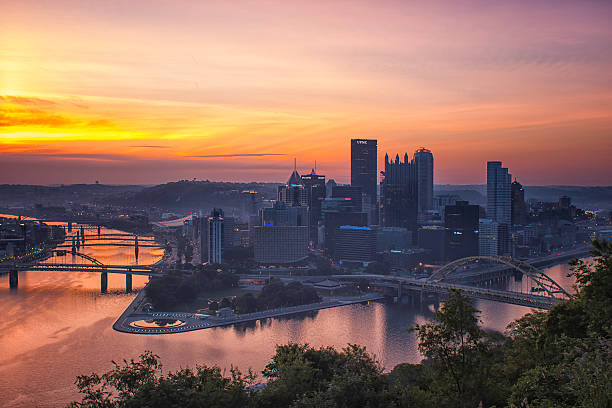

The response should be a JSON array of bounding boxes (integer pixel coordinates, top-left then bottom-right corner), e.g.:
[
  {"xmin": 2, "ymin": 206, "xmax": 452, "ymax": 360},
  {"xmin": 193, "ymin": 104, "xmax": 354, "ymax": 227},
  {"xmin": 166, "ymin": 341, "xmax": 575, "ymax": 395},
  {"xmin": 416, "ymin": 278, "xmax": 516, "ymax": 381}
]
[{"xmin": 427, "ymin": 256, "xmax": 570, "ymax": 300}]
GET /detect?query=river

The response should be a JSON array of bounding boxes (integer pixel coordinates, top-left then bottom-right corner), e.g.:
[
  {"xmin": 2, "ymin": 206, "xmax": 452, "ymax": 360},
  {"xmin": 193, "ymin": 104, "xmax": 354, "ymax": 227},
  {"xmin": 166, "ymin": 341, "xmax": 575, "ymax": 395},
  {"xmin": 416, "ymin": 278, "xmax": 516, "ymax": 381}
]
[{"xmin": 0, "ymin": 222, "xmax": 581, "ymax": 407}]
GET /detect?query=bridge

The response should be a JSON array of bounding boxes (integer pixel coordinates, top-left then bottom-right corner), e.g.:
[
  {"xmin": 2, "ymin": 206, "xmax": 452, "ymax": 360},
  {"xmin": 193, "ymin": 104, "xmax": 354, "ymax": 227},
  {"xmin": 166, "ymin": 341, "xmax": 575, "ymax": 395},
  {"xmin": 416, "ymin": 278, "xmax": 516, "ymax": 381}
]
[
  {"xmin": 61, "ymin": 230, "xmax": 163, "ymax": 260},
  {"xmin": 332, "ymin": 255, "xmax": 572, "ymax": 309},
  {"xmin": 1, "ymin": 249, "xmax": 162, "ymax": 293}
]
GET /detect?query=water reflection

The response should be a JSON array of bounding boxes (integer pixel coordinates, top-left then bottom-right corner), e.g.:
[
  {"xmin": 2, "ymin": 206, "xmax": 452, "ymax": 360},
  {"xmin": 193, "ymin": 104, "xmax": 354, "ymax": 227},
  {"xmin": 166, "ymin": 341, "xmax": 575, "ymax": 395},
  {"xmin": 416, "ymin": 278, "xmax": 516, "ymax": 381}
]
[{"xmin": 0, "ymin": 222, "xmax": 580, "ymax": 407}]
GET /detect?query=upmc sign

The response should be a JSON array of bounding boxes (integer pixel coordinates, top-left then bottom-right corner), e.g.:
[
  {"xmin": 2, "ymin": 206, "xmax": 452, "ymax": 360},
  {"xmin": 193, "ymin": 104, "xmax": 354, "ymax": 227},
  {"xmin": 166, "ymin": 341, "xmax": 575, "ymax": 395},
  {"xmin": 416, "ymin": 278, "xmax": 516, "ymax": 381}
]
[{"xmin": 355, "ymin": 140, "xmax": 369, "ymax": 144}]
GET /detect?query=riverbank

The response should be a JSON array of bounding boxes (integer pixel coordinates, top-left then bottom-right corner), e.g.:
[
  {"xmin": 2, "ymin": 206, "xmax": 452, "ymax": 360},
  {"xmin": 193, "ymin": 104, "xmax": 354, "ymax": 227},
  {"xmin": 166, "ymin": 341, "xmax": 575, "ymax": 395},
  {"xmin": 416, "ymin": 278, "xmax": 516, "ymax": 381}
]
[{"xmin": 113, "ymin": 293, "xmax": 385, "ymax": 335}]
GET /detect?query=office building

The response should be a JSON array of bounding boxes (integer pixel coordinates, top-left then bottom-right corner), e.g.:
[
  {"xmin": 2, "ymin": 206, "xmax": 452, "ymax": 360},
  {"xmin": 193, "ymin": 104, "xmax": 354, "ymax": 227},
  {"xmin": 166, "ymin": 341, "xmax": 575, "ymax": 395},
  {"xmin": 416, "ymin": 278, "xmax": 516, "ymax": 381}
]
[
  {"xmin": 487, "ymin": 161, "xmax": 512, "ymax": 255},
  {"xmin": 321, "ymin": 197, "xmax": 367, "ymax": 256},
  {"xmin": 377, "ymin": 226, "xmax": 411, "ymax": 251},
  {"xmin": 479, "ymin": 218, "xmax": 499, "ymax": 256},
  {"xmin": 240, "ymin": 190, "xmax": 263, "ymax": 222},
  {"xmin": 331, "ymin": 185, "xmax": 363, "ymax": 212},
  {"xmin": 350, "ymin": 139, "xmax": 377, "ymax": 217},
  {"xmin": 301, "ymin": 169, "xmax": 326, "ymax": 245},
  {"xmin": 261, "ymin": 201, "xmax": 308, "ymax": 227},
  {"xmin": 511, "ymin": 180, "xmax": 528, "ymax": 226},
  {"xmin": 487, "ymin": 161, "xmax": 512, "ymax": 225},
  {"xmin": 277, "ymin": 162, "xmax": 307, "ymax": 207},
  {"xmin": 444, "ymin": 201, "xmax": 479, "ymax": 261},
  {"xmin": 335, "ymin": 226, "xmax": 377, "ymax": 264},
  {"xmin": 414, "ymin": 147, "xmax": 434, "ymax": 215},
  {"xmin": 417, "ymin": 226, "xmax": 445, "ymax": 262},
  {"xmin": 207, "ymin": 208, "xmax": 224, "ymax": 264},
  {"xmin": 380, "ymin": 152, "xmax": 418, "ymax": 235},
  {"xmin": 253, "ymin": 226, "xmax": 309, "ymax": 264}
]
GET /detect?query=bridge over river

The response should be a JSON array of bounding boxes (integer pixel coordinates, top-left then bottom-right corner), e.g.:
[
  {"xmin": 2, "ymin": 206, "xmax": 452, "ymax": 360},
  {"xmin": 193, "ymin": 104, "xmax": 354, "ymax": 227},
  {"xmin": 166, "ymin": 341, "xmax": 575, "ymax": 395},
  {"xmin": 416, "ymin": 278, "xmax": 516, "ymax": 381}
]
[
  {"xmin": 0, "ymin": 249, "xmax": 163, "ymax": 293},
  {"xmin": 332, "ymin": 254, "xmax": 576, "ymax": 309}
]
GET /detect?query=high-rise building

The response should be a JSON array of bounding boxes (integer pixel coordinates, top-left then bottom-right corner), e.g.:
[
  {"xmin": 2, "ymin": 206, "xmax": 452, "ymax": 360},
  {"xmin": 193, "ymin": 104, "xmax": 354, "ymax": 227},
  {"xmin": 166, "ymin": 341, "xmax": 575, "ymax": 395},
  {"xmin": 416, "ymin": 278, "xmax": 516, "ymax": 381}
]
[
  {"xmin": 277, "ymin": 162, "xmax": 307, "ymax": 207},
  {"xmin": 261, "ymin": 201, "xmax": 308, "ymax": 227},
  {"xmin": 511, "ymin": 180, "xmax": 528, "ymax": 225},
  {"xmin": 487, "ymin": 161, "xmax": 512, "ymax": 256},
  {"xmin": 240, "ymin": 190, "xmax": 263, "ymax": 222},
  {"xmin": 301, "ymin": 169, "xmax": 326, "ymax": 245},
  {"xmin": 417, "ymin": 226, "xmax": 446, "ymax": 262},
  {"xmin": 414, "ymin": 148, "xmax": 434, "ymax": 215},
  {"xmin": 331, "ymin": 185, "xmax": 363, "ymax": 212},
  {"xmin": 207, "ymin": 208, "xmax": 224, "ymax": 264},
  {"xmin": 380, "ymin": 153, "xmax": 418, "ymax": 235},
  {"xmin": 321, "ymin": 197, "xmax": 367, "ymax": 257},
  {"xmin": 444, "ymin": 201, "xmax": 479, "ymax": 261},
  {"xmin": 335, "ymin": 226, "xmax": 377, "ymax": 264},
  {"xmin": 251, "ymin": 199, "xmax": 310, "ymax": 264},
  {"xmin": 479, "ymin": 218, "xmax": 499, "ymax": 256},
  {"xmin": 487, "ymin": 161, "xmax": 512, "ymax": 225},
  {"xmin": 350, "ymin": 139, "xmax": 377, "ymax": 216},
  {"xmin": 253, "ymin": 226, "xmax": 309, "ymax": 264}
]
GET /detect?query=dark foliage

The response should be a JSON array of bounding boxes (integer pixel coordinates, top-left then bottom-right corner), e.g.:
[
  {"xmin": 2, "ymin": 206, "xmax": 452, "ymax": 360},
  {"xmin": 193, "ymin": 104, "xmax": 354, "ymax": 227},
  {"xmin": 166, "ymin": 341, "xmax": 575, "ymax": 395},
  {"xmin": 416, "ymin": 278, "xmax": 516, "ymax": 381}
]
[
  {"xmin": 146, "ymin": 264, "xmax": 238, "ymax": 309},
  {"xmin": 232, "ymin": 279, "xmax": 321, "ymax": 314}
]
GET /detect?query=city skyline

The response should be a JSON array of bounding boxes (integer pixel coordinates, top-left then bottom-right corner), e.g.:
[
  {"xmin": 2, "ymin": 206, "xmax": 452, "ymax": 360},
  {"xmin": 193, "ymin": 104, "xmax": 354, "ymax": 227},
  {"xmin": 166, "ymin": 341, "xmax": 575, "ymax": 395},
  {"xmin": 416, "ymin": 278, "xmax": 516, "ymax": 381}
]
[{"xmin": 2, "ymin": 0, "xmax": 612, "ymax": 185}]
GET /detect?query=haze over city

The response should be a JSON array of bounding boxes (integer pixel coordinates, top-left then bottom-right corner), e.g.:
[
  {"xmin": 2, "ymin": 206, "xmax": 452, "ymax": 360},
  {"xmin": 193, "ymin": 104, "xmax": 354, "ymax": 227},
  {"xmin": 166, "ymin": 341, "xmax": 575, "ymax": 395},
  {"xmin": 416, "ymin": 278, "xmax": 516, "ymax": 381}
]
[{"xmin": 2, "ymin": 0, "xmax": 612, "ymax": 185}]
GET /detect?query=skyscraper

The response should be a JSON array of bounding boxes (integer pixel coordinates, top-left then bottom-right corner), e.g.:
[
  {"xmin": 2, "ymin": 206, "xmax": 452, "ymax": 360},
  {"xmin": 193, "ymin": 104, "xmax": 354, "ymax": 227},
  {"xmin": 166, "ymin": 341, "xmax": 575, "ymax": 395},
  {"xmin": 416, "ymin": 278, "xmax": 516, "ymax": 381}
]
[
  {"xmin": 277, "ymin": 161, "xmax": 307, "ymax": 207},
  {"xmin": 350, "ymin": 139, "xmax": 377, "ymax": 219},
  {"xmin": 301, "ymin": 169, "xmax": 326, "ymax": 245},
  {"xmin": 413, "ymin": 147, "xmax": 434, "ymax": 216},
  {"xmin": 487, "ymin": 161, "xmax": 512, "ymax": 225},
  {"xmin": 444, "ymin": 200, "xmax": 479, "ymax": 260},
  {"xmin": 486, "ymin": 161, "xmax": 512, "ymax": 255},
  {"xmin": 380, "ymin": 152, "xmax": 418, "ymax": 235},
  {"xmin": 511, "ymin": 179, "xmax": 528, "ymax": 225},
  {"xmin": 331, "ymin": 185, "xmax": 363, "ymax": 212},
  {"xmin": 207, "ymin": 208, "xmax": 224, "ymax": 264}
]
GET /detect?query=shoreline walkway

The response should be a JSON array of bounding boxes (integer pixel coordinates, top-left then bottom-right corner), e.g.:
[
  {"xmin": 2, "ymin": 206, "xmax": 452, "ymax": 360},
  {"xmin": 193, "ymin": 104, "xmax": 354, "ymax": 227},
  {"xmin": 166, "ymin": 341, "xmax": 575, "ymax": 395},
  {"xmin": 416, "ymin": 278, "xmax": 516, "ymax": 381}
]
[{"xmin": 113, "ymin": 293, "xmax": 385, "ymax": 335}]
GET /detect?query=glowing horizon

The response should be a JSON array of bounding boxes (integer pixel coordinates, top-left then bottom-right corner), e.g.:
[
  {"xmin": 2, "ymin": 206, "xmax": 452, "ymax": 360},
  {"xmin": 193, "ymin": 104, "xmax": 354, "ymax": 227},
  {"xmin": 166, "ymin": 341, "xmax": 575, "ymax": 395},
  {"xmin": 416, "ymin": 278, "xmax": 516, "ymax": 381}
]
[{"xmin": 1, "ymin": 0, "xmax": 611, "ymax": 185}]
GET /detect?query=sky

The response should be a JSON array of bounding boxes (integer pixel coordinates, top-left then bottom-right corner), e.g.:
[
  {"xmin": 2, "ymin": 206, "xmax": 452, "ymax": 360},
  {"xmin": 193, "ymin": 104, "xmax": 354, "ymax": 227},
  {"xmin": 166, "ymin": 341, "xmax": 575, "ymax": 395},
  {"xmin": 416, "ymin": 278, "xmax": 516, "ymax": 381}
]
[{"xmin": 1, "ymin": 0, "xmax": 611, "ymax": 185}]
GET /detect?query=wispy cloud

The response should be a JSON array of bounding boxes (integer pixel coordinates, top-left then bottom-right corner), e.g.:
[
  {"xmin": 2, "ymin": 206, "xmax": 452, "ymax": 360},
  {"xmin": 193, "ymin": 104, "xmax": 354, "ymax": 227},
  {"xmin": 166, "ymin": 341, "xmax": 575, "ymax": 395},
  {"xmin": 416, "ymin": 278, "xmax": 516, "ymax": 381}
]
[
  {"xmin": 186, "ymin": 153, "xmax": 286, "ymax": 158},
  {"xmin": 129, "ymin": 145, "xmax": 168, "ymax": 149}
]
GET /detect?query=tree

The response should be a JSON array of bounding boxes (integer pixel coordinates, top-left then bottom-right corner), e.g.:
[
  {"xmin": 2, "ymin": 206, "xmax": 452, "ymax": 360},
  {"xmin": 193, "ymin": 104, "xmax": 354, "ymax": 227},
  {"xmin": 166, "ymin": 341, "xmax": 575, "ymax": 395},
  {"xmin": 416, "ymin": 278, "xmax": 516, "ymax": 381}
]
[
  {"xmin": 68, "ymin": 351, "xmax": 254, "ymax": 408},
  {"xmin": 219, "ymin": 297, "xmax": 231, "ymax": 309},
  {"xmin": 568, "ymin": 239, "xmax": 612, "ymax": 336},
  {"xmin": 234, "ymin": 293, "xmax": 258, "ymax": 314},
  {"xmin": 258, "ymin": 343, "xmax": 390, "ymax": 408},
  {"xmin": 412, "ymin": 290, "xmax": 496, "ymax": 407}
]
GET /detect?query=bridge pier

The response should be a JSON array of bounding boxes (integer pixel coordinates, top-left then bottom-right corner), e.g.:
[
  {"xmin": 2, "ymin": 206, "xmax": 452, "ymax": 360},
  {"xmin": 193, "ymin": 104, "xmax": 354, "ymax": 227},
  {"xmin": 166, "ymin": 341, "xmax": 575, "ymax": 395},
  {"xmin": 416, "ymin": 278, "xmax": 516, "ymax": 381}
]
[
  {"xmin": 97, "ymin": 225, "xmax": 101, "ymax": 237},
  {"xmin": 9, "ymin": 269, "xmax": 18, "ymax": 289},
  {"xmin": 126, "ymin": 272, "xmax": 132, "ymax": 293},
  {"xmin": 134, "ymin": 236, "xmax": 139, "ymax": 260},
  {"xmin": 100, "ymin": 272, "xmax": 108, "ymax": 293}
]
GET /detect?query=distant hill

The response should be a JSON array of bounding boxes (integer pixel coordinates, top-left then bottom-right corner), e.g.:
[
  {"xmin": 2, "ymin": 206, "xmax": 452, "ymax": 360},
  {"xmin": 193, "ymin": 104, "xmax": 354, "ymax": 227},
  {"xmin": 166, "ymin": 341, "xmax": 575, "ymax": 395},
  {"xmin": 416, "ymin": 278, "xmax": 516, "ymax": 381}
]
[
  {"xmin": 114, "ymin": 180, "xmax": 279, "ymax": 213},
  {"xmin": 435, "ymin": 184, "xmax": 612, "ymax": 210},
  {"xmin": 0, "ymin": 184, "xmax": 144, "ymax": 207},
  {"xmin": 1, "ymin": 182, "xmax": 609, "ymax": 215}
]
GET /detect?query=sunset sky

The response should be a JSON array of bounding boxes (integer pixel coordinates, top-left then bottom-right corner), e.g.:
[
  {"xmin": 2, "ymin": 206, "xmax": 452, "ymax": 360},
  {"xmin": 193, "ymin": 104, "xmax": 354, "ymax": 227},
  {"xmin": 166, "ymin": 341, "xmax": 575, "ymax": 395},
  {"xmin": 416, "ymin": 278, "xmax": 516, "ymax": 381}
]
[{"xmin": 1, "ymin": 0, "xmax": 611, "ymax": 185}]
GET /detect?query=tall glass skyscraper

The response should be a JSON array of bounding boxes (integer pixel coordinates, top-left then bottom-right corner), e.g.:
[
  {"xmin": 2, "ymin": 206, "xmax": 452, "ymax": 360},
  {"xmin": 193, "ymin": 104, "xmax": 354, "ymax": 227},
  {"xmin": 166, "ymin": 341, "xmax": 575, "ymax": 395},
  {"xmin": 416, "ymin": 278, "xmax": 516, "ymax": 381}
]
[
  {"xmin": 486, "ymin": 161, "xmax": 512, "ymax": 225},
  {"xmin": 486, "ymin": 161, "xmax": 512, "ymax": 256},
  {"xmin": 350, "ymin": 139, "xmax": 377, "ymax": 222},
  {"xmin": 413, "ymin": 147, "xmax": 434, "ymax": 215}
]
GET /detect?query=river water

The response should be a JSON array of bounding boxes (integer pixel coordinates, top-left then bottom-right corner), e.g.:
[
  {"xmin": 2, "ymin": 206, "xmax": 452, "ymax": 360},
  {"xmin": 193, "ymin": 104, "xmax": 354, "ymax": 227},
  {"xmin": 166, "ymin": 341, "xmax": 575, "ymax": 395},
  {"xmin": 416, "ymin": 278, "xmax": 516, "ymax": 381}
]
[{"xmin": 0, "ymin": 223, "xmax": 580, "ymax": 408}]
